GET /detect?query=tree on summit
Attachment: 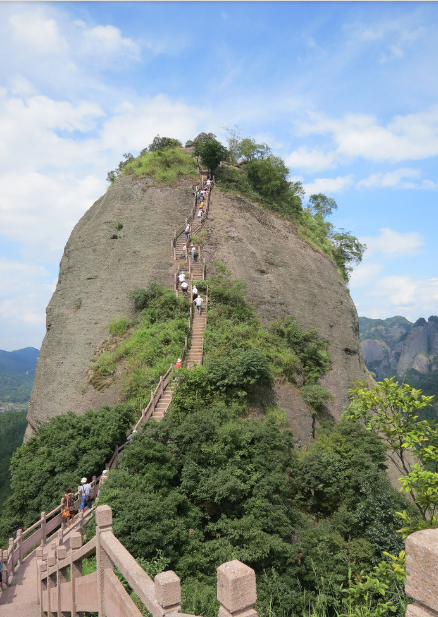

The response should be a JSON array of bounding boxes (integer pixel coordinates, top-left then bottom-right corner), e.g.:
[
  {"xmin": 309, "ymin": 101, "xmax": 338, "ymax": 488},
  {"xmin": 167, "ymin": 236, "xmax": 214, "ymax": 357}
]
[{"xmin": 195, "ymin": 138, "xmax": 229, "ymax": 175}]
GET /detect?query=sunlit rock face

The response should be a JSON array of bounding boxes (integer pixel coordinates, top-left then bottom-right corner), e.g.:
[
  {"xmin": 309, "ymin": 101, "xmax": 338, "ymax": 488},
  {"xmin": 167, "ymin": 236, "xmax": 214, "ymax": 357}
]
[{"xmin": 27, "ymin": 176, "xmax": 371, "ymax": 443}]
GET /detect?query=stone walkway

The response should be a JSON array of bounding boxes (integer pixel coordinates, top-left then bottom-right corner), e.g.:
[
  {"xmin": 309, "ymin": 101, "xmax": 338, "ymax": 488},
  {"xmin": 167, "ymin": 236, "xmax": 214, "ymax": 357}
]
[{"xmin": 0, "ymin": 509, "xmax": 94, "ymax": 616}]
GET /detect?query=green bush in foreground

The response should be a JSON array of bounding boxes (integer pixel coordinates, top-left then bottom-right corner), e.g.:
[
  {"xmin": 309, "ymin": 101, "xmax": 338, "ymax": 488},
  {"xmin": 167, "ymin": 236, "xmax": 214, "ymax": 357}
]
[{"xmin": 97, "ymin": 411, "xmax": 408, "ymax": 617}]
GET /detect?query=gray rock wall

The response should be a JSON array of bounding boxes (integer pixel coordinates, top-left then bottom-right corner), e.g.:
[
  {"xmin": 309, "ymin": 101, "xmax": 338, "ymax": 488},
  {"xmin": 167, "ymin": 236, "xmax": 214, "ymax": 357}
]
[
  {"xmin": 27, "ymin": 177, "xmax": 371, "ymax": 441},
  {"xmin": 202, "ymin": 190, "xmax": 371, "ymax": 424},
  {"xmin": 26, "ymin": 175, "xmax": 196, "ymax": 438}
]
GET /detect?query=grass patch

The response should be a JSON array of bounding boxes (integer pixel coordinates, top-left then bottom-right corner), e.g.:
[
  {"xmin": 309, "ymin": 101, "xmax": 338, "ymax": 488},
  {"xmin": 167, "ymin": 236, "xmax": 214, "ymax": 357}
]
[
  {"xmin": 122, "ymin": 148, "xmax": 198, "ymax": 184},
  {"xmin": 90, "ymin": 284, "xmax": 190, "ymax": 411},
  {"xmin": 109, "ymin": 317, "xmax": 130, "ymax": 336}
]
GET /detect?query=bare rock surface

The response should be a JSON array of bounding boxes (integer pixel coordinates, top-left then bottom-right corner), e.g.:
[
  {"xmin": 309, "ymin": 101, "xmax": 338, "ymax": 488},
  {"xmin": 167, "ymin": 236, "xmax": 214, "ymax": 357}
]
[
  {"xmin": 26, "ymin": 175, "xmax": 196, "ymax": 438},
  {"xmin": 203, "ymin": 190, "xmax": 370, "ymax": 423},
  {"xmin": 27, "ymin": 177, "xmax": 370, "ymax": 440}
]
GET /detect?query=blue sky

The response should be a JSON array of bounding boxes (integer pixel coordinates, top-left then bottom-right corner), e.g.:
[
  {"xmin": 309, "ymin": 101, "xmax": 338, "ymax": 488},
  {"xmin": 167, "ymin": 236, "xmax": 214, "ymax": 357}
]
[{"xmin": 1, "ymin": 1, "xmax": 437, "ymax": 350}]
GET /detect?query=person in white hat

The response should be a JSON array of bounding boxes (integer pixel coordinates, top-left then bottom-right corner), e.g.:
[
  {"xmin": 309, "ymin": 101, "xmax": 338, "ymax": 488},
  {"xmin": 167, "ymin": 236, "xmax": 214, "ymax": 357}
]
[{"xmin": 78, "ymin": 477, "xmax": 92, "ymax": 512}]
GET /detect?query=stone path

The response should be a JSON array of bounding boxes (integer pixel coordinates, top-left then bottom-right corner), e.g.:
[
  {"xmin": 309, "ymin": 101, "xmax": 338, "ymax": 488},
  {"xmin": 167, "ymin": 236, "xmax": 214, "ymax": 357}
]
[
  {"xmin": 0, "ymin": 509, "xmax": 94, "ymax": 616},
  {"xmin": 151, "ymin": 185, "xmax": 209, "ymax": 418}
]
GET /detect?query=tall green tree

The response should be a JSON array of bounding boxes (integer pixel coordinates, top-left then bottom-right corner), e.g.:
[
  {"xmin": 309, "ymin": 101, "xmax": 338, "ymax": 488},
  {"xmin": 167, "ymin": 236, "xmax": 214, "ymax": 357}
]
[
  {"xmin": 344, "ymin": 378, "xmax": 438, "ymax": 533},
  {"xmin": 195, "ymin": 139, "xmax": 229, "ymax": 175}
]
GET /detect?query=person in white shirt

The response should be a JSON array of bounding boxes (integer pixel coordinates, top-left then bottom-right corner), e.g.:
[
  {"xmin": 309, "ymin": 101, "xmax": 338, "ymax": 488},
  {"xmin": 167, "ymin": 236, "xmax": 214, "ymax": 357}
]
[
  {"xmin": 181, "ymin": 280, "xmax": 188, "ymax": 294},
  {"xmin": 177, "ymin": 272, "xmax": 185, "ymax": 289},
  {"xmin": 192, "ymin": 284, "xmax": 198, "ymax": 301},
  {"xmin": 194, "ymin": 296, "xmax": 203, "ymax": 315},
  {"xmin": 191, "ymin": 245, "xmax": 196, "ymax": 263}
]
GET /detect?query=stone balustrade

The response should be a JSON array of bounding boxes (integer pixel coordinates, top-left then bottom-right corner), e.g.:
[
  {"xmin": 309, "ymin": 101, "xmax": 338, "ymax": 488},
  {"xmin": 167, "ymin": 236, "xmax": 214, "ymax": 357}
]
[
  {"xmin": 36, "ymin": 504, "xmax": 258, "ymax": 617},
  {"xmin": 406, "ymin": 528, "xmax": 438, "ymax": 617}
]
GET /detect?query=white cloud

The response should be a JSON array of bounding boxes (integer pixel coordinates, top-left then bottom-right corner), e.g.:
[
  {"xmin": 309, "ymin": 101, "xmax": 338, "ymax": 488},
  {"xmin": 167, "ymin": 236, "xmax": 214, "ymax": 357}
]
[
  {"xmin": 349, "ymin": 262, "xmax": 383, "ymax": 288},
  {"xmin": 9, "ymin": 12, "xmax": 67, "ymax": 55},
  {"xmin": 360, "ymin": 228, "xmax": 424, "ymax": 258},
  {"xmin": 354, "ymin": 275, "xmax": 438, "ymax": 321},
  {"xmin": 80, "ymin": 24, "xmax": 140, "ymax": 59},
  {"xmin": 285, "ymin": 147, "xmax": 339, "ymax": 173},
  {"xmin": 358, "ymin": 167, "xmax": 421, "ymax": 188},
  {"xmin": 298, "ymin": 107, "xmax": 438, "ymax": 163},
  {"xmin": 302, "ymin": 175, "xmax": 353, "ymax": 195}
]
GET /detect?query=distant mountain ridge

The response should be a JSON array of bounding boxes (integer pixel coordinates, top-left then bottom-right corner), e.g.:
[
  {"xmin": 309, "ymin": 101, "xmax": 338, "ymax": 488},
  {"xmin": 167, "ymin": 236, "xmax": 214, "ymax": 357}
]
[
  {"xmin": 0, "ymin": 347, "xmax": 39, "ymax": 403},
  {"xmin": 359, "ymin": 315, "xmax": 438, "ymax": 415}
]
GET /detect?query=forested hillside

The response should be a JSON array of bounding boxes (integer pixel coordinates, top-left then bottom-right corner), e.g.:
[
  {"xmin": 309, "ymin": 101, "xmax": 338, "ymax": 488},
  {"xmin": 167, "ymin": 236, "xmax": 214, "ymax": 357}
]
[
  {"xmin": 3, "ymin": 135, "xmax": 395, "ymax": 617},
  {"xmin": 0, "ymin": 347, "xmax": 39, "ymax": 404}
]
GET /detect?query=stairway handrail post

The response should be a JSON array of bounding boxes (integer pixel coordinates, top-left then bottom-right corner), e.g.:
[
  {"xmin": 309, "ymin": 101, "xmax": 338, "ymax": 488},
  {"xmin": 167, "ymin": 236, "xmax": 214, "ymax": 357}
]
[
  {"xmin": 8, "ymin": 538, "xmax": 14, "ymax": 578},
  {"xmin": 40, "ymin": 510, "xmax": 46, "ymax": 547},
  {"xmin": 16, "ymin": 528, "xmax": 22, "ymax": 567}
]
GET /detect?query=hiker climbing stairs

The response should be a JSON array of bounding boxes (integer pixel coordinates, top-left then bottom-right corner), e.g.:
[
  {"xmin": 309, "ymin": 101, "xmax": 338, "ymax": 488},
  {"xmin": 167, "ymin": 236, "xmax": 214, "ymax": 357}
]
[
  {"xmin": 185, "ymin": 300, "xmax": 207, "ymax": 369},
  {"xmin": 151, "ymin": 177, "xmax": 211, "ymax": 418}
]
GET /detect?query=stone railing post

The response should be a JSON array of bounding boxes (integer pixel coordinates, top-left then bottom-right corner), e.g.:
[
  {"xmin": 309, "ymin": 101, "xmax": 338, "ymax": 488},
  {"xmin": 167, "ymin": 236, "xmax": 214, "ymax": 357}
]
[
  {"xmin": 46, "ymin": 552, "xmax": 56, "ymax": 617},
  {"xmin": 8, "ymin": 538, "xmax": 14, "ymax": 578},
  {"xmin": 39, "ymin": 560, "xmax": 48, "ymax": 616},
  {"xmin": 1, "ymin": 549, "xmax": 7, "ymax": 587},
  {"xmin": 217, "ymin": 560, "xmax": 257, "ymax": 617},
  {"xmin": 70, "ymin": 532, "xmax": 82, "ymax": 617},
  {"xmin": 16, "ymin": 529, "xmax": 22, "ymax": 567},
  {"xmin": 55, "ymin": 545, "xmax": 67, "ymax": 616},
  {"xmin": 41, "ymin": 511, "xmax": 47, "ymax": 547},
  {"xmin": 155, "ymin": 571, "xmax": 181, "ymax": 614},
  {"xmin": 96, "ymin": 505, "xmax": 113, "ymax": 616},
  {"xmin": 406, "ymin": 529, "xmax": 438, "ymax": 617}
]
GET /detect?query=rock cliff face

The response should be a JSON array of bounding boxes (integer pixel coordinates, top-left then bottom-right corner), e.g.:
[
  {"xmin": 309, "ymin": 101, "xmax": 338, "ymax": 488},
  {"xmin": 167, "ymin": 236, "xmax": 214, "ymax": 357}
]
[
  {"xmin": 26, "ymin": 175, "xmax": 196, "ymax": 439},
  {"xmin": 27, "ymin": 176, "xmax": 371, "ymax": 442},
  {"xmin": 202, "ymin": 191, "xmax": 370, "ymax": 440},
  {"xmin": 359, "ymin": 316, "xmax": 438, "ymax": 380}
]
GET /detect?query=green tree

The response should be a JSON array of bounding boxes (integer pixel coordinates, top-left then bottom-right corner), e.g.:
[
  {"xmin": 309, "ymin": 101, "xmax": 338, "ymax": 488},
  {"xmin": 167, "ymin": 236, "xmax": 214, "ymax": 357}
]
[
  {"xmin": 308, "ymin": 193, "xmax": 338, "ymax": 218},
  {"xmin": 195, "ymin": 139, "xmax": 229, "ymax": 175},
  {"xmin": 107, "ymin": 153, "xmax": 134, "ymax": 183},
  {"xmin": 145, "ymin": 135, "xmax": 182, "ymax": 153},
  {"xmin": 0, "ymin": 404, "xmax": 134, "ymax": 544},
  {"xmin": 0, "ymin": 410, "xmax": 27, "ymax": 510},
  {"xmin": 331, "ymin": 229, "xmax": 366, "ymax": 282},
  {"xmin": 344, "ymin": 378, "xmax": 438, "ymax": 530},
  {"xmin": 192, "ymin": 132, "xmax": 217, "ymax": 147}
]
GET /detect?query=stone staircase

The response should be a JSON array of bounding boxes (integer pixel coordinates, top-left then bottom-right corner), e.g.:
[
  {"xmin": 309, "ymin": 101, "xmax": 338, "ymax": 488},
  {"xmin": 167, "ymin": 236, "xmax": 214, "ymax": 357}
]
[
  {"xmin": 150, "ymin": 382, "xmax": 174, "ymax": 421},
  {"xmin": 150, "ymin": 180, "xmax": 210, "ymax": 419}
]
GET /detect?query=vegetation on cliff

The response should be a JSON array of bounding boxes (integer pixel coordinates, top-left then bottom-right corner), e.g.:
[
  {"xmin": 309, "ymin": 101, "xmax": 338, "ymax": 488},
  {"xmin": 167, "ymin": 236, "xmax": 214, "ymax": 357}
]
[
  {"xmin": 0, "ymin": 404, "xmax": 134, "ymax": 543},
  {"xmin": 108, "ymin": 132, "xmax": 365, "ymax": 282},
  {"xmin": 90, "ymin": 285, "xmax": 190, "ymax": 410},
  {"xmin": 0, "ymin": 410, "xmax": 27, "ymax": 511}
]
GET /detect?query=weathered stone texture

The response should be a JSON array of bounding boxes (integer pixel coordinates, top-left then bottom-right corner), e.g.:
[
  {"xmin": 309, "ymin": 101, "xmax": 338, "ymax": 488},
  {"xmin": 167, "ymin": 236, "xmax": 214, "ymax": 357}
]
[
  {"xmin": 27, "ymin": 177, "xmax": 371, "ymax": 437},
  {"xmin": 406, "ymin": 529, "xmax": 438, "ymax": 612},
  {"xmin": 203, "ymin": 191, "xmax": 371, "ymax": 421},
  {"xmin": 26, "ymin": 174, "xmax": 197, "ymax": 437}
]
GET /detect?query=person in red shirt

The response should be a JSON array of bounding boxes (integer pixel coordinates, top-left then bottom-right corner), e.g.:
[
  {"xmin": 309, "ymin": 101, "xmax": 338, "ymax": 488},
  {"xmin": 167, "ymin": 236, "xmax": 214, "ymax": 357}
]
[{"xmin": 175, "ymin": 358, "xmax": 182, "ymax": 369}]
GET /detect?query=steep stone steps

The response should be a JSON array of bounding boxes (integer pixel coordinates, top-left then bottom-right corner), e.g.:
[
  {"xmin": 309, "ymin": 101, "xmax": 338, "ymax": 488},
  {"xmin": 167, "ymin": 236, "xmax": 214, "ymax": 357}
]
[{"xmin": 150, "ymin": 386, "xmax": 173, "ymax": 422}]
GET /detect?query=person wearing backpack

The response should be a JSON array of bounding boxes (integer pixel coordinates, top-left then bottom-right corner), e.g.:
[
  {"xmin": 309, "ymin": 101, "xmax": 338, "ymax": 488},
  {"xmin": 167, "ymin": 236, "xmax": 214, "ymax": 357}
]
[
  {"xmin": 78, "ymin": 477, "xmax": 92, "ymax": 512},
  {"xmin": 61, "ymin": 487, "xmax": 77, "ymax": 529}
]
